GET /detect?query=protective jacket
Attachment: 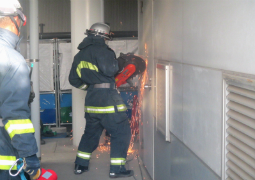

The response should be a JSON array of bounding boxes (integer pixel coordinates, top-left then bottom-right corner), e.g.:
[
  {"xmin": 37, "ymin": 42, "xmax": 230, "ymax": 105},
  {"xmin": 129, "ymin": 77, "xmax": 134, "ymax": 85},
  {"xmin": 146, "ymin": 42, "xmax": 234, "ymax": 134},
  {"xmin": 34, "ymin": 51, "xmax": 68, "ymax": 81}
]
[
  {"xmin": 69, "ymin": 35, "xmax": 131, "ymax": 173},
  {"xmin": 0, "ymin": 28, "xmax": 38, "ymax": 171},
  {"xmin": 69, "ymin": 35, "xmax": 127, "ymax": 114}
]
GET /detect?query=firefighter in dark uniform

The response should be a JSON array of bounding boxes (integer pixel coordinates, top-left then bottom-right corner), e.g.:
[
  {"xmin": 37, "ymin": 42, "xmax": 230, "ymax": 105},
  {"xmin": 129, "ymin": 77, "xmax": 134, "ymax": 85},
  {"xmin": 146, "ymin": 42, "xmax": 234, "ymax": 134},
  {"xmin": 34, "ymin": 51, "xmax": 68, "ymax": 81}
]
[
  {"xmin": 0, "ymin": 0, "xmax": 41, "ymax": 179},
  {"xmin": 69, "ymin": 22, "xmax": 134, "ymax": 178}
]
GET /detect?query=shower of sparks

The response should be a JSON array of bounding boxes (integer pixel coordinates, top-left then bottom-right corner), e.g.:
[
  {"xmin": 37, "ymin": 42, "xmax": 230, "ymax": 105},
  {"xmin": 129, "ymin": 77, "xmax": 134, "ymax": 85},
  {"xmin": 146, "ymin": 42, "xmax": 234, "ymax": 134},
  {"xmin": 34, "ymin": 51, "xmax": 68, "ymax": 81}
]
[
  {"xmin": 96, "ymin": 51, "xmax": 148, "ymax": 157},
  {"xmin": 97, "ymin": 142, "xmax": 111, "ymax": 153}
]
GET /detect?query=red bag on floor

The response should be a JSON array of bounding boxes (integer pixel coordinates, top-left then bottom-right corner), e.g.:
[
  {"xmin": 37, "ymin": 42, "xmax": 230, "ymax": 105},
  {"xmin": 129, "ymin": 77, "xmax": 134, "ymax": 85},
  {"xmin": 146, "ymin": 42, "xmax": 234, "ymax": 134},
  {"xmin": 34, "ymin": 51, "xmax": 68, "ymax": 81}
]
[{"xmin": 37, "ymin": 168, "xmax": 58, "ymax": 180}]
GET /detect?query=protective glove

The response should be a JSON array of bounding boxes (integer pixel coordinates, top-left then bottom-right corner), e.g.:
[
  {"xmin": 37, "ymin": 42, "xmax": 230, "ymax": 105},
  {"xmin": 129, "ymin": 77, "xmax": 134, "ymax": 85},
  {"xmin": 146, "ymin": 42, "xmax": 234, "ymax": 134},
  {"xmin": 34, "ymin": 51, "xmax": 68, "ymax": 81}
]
[
  {"xmin": 23, "ymin": 154, "xmax": 41, "ymax": 179},
  {"xmin": 28, "ymin": 91, "xmax": 35, "ymax": 105},
  {"xmin": 28, "ymin": 81, "xmax": 35, "ymax": 105},
  {"xmin": 116, "ymin": 53, "xmax": 127, "ymax": 73}
]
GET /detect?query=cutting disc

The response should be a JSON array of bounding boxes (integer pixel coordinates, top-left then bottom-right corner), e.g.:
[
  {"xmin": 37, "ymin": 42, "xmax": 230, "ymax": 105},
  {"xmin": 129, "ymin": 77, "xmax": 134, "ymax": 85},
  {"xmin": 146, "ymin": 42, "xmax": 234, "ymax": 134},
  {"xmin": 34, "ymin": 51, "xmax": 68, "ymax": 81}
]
[{"xmin": 119, "ymin": 53, "xmax": 146, "ymax": 78}]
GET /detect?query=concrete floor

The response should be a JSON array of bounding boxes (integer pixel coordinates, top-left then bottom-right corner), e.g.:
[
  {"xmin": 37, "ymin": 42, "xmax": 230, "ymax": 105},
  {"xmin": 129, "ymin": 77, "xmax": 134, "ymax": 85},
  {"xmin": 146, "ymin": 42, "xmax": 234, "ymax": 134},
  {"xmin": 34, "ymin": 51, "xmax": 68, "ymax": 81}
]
[{"xmin": 40, "ymin": 136, "xmax": 152, "ymax": 180}]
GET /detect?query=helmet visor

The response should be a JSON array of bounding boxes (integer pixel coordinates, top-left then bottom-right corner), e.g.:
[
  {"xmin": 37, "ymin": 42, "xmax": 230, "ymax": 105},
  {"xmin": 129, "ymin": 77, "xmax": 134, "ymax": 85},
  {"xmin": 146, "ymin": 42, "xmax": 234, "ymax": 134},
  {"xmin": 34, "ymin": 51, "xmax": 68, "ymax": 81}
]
[
  {"xmin": 16, "ymin": 9, "xmax": 26, "ymax": 26},
  {"xmin": 85, "ymin": 29, "xmax": 112, "ymax": 40}
]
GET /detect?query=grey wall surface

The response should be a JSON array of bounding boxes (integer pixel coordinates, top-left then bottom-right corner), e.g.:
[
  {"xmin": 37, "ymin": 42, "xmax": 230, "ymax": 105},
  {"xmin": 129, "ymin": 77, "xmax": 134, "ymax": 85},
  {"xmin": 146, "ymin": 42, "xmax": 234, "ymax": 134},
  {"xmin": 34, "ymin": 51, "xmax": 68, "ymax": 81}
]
[
  {"xmin": 19, "ymin": 0, "xmax": 29, "ymax": 58},
  {"xmin": 182, "ymin": 65, "xmax": 222, "ymax": 175},
  {"xmin": 155, "ymin": 133, "xmax": 220, "ymax": 180},
  {"xmin": 154, "ymin": 0, "xmax": 255, "ymax": 75},
  {"xmin": 138, "ymin": 0, "xmax": 155, "ymax": 178},
  {"xmin": 139, "ymin": 0, "xmax": 255, "ymax": 179},
  {"xmin": 39, "ymin": 0, "xmax": 71, "ymax": 33},
  {"xmin": 38, "ymin": 0, "xmax": 71, "ymax": 33},
  {"xmin": 104, "ymin": 0, "xmax": 138, "ymax": 31},
  {"xmin": 37, "ymin": 0, "xmax": 138, "ymax": 33}
]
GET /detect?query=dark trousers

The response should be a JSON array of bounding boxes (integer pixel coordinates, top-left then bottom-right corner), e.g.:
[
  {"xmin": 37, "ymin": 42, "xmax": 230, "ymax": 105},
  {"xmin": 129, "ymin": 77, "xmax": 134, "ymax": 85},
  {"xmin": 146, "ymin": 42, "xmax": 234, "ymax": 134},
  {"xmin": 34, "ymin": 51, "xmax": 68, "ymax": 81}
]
[
  {"xmin": 75, "ymin": 112, "xmax": 131, "ymax": 173},
  {"xmin": 0, "ymin": 170, "xmax": 21, "ymax": 180},
  {"xmin": 0, "ymin": 127, "xmax": 21, "ymax": 180}
]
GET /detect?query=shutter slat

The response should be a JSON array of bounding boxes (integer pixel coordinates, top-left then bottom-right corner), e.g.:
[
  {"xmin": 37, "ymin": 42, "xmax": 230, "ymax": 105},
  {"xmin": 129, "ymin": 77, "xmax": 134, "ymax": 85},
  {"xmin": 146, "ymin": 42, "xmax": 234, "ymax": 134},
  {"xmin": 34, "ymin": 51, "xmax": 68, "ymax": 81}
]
[
  {"xmin": 227, "ymin": 85, "xmax": 255, "ymax": 100},
  {"xmin": 227, "ymin": 92, "xmax": 255, "ymax": 110},
  {"xmin": 226, "ymin": 135, "xmax": 255, "ymax": 158},
  {"xmin": 227, "ymin": 128, "xmax": 255, "ymax": 150},
  {"xmin": 227, "ymin": 144, "xmax": 255, "ymax": 169},
  {"xmin": 227, "ymin": 118, "xmax": 255, "ymax": 139},
  {"xmin": 226, "ymin": 161, "xmax": 254, "ymax": 180},
  {"xmin": 225, "ymin": 84, "xmax": 255, "ymax": 180},
  {"xmin": 227, "ymin": 101, "xmax": 255, "ymax": 119},
  {"xmin": 227, "ymin": 152, "xmax": 255, "ymax": 178},
  {"xmin": 227, "ymin": 110, "xmax": 255, "ymax": 129},
  {"xmin": 226, "ymin": 169, "xmax": 242, "ymax": 180}
]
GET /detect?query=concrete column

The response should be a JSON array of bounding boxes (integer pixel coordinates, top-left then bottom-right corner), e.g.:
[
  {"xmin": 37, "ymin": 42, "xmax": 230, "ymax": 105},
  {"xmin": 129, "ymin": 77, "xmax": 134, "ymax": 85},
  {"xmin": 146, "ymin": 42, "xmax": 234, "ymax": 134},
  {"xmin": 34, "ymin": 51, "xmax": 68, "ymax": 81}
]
[
  {"xmin": 71, "ymin": 0, "xmax": 104, "ymax": 146},
  {"xmin": 29, "ymin": 0, "xmax": 41, "ymax": 157}
]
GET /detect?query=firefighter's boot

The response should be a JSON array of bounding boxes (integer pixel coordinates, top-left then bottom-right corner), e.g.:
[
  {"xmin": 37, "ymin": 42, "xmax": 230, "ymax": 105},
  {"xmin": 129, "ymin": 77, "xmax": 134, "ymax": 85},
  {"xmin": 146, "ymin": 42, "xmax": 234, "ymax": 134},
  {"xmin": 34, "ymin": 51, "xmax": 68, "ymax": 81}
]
[
  {"xmin": 109, "ymin": 170, "xmax": 134, "ymax": 178},
  {"xmin": 74, "ymin": 164, "xmax": 88, "ymax": 174}
]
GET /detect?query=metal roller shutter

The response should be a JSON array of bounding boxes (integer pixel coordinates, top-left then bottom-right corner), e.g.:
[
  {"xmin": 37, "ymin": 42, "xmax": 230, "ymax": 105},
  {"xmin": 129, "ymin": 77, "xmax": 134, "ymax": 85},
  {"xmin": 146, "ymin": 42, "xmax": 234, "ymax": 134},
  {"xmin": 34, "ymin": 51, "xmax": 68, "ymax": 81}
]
[{"xmin": 224, "ymin": 83, "xmax": 255, "ymax": 180}]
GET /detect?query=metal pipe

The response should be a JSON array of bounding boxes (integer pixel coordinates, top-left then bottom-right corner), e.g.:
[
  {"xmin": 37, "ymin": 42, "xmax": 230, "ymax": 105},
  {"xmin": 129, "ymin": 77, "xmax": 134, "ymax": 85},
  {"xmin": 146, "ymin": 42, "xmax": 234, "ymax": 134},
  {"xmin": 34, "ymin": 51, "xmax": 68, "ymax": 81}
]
[
  {"xmin": 39, "ymin": 23, "xmax": 45, "ymax": 34},
  {"xmin": 36, "ymin": 31, "xmax": 138, "ymax": 40},
  {"xmin": 112, "ymin": 31, "xmax": 138, "ymax": 38},
  {"xmin": 53, "ymin": 39, "xmax": 59, "ymax": 127},
  {"xmin": 39, "ymin": 32, "xmax": 71, "ymax": 39},
  {"xmin": 56, "ymin": 40, "xmax": 61, "ymax": 127},
  {"xmin": 29, "ymin": 0, "xmax": 41, "ymax": 158}
]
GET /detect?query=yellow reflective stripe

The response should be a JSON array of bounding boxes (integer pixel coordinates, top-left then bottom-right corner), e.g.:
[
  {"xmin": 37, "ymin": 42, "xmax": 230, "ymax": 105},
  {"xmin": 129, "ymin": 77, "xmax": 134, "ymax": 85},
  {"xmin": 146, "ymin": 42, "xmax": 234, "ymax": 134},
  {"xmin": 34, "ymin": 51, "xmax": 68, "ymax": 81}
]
[
  {"xmin": 76, "ymin": 61, "xmax": 98, "ymax": 78},
  {"xmin": 5, "ymin": 119, "xmax": 35, "ymax": 139},
  {"xmin": 85, "ymin": 106, "xmax": 115, "ymax": 113},
  {"xmin": 77, "ymin": 151, "xmax": 91, "ymax": 160},
  {"xmin": 0, "ymin": 155, "xmax": 17, "ymax": 170},
  {"xmin": 117, "ymin": 104, "xmax": 127, "ymax": 112},
  {"xmin": 111, "ymin": 158, "xmax": 126, "ymax": 165}
]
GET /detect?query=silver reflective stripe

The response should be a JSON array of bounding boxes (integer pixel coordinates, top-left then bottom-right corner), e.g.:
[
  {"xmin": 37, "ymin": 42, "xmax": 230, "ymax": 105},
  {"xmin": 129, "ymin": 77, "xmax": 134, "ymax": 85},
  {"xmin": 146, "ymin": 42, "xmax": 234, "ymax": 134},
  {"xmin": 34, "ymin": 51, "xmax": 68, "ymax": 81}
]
[
  {"xmin": 117, "ymin": 104, "xmax": 127, "ymax": 112},
  {"xmin": 0, "ymin": 155, "xmax": 17, "ymax": 170},
  {"xmin": 86, "ymin": 108, "xmax": 114, "ymax": 112},
  {"xmin": 77, "ymin": 153, "xmax": 91, "ymax": 159},
  {"xmin": 0, "ymin": 160, "xmax": 16, "ymax": 166},
  {"xmin": 4, "ymin": 119, "xmax": 35, "ymax": 139},
  {"xmin": 79, "ymin": 84, "xmax": 88, "ymax": 90},
  {"xmin": 111, "ymin": 160, "xmax": 125, "ymax": 163},
  {"xmin": 77, "ymin": 151, "xmax": 91, "ymax": 160},
  {"xmin": 94, "ymin": 83, "xmax": 111, "ymax": 88},
  {"xmin": 111, "ymin": 158, "xmax": 126, "ymax": 165},
  {"xmin": 0, "ymin": 119, "xmax": 3, "ymax": 127},
  {"xmin": 85, "ymin": 106, "xmax": 115, "ymax": 113},
  {"xmin": 6, "ymin": 123, "xmax": 34, "ymax": 134}
]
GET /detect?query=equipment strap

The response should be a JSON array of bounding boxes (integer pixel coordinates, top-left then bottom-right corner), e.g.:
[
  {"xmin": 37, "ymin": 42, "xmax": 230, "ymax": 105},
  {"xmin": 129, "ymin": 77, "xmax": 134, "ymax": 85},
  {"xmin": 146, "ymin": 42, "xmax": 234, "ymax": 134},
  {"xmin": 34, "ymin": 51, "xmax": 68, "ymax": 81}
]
[
  {"xmin": 9, "ymin": 158, "xmax": 26, "ymax": 180},
  {"xmin": 93, "ymin": 83, "xmax": 116, "ymax": 89}
]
